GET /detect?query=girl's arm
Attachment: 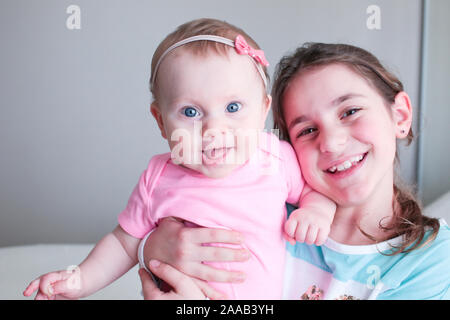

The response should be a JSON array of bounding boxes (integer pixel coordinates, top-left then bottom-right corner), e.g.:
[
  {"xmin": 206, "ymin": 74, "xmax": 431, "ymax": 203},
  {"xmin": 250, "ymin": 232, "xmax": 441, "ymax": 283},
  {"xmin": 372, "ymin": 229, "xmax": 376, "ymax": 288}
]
[
  {"xmin": 142, "ymin": 217, "xmax": 249, "ymax": 283},
  {"xmin": 24, "ymin": 225, "xmax": 140, "ymax": 299}
]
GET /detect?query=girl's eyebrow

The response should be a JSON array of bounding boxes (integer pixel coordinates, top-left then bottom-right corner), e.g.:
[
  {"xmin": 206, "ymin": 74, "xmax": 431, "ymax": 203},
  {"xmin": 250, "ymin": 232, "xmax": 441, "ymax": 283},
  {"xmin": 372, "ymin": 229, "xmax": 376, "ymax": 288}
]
[
  {"xmin": 331, "ymin": 93, "xmax": 364, "ymax": 106},
  {"xmin": 288, "ymin": 115, "xmax": 309, "ymax": 131}
]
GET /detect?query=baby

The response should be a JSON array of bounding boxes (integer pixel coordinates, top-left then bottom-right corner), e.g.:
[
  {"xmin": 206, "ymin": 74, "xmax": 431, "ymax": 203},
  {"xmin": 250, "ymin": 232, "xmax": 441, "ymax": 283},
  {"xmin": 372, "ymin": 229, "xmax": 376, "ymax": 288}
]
[{"xmin": 23, "ymin": 18, "xmax": 335, "ymax": 300}]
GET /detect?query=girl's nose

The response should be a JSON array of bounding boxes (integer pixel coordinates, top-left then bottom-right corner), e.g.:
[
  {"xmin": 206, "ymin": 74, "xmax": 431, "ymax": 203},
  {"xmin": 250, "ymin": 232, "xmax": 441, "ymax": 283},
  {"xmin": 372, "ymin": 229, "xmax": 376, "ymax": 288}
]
[{"xmin": 319, "ymin": 127, "xmax": 348, "ymax": 154}]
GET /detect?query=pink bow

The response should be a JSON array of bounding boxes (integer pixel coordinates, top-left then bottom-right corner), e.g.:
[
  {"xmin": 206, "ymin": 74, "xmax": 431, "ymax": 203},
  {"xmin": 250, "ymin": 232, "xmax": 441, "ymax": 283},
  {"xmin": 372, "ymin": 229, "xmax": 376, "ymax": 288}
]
[{"xmin": 234, "ymin": 35, "xmax": 269, "ymax": 67}]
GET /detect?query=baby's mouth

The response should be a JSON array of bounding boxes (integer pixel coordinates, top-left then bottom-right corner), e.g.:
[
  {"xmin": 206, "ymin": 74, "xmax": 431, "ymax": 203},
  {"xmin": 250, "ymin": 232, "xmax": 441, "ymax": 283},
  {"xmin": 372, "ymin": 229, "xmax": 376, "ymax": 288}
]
[
  {"xmin": 202, "ymin": 147, "xmax": 234, "ymax": 162},
  {"xmin": 326, "ymin": 153, "xmax": 367, "ymax": 174}
]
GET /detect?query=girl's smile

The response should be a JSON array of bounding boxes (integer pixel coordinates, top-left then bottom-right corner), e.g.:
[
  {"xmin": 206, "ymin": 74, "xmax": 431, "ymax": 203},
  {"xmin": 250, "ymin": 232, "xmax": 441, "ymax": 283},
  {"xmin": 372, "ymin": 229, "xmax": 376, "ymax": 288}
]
[{"xmin": 324, "ymin": 152, "xmax": 367, "ymax": 176}]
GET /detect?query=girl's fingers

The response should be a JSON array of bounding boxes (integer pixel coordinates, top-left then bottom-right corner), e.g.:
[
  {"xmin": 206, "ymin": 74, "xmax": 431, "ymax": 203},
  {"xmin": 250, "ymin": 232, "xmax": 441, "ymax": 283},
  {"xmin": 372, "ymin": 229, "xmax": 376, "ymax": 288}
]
[
  {"xmin": 185, "ymin": 262, "xmax": 246, "ymax": 283},
  {"xmin": 138, "ymin": 268, "xmax": 163, "ymax": 300},
  {"xmin": 193, "ymin": 278, "xmax": 227, "ymax": 300},
  {"xmin": 148, "ymin": 260, "xmax": 203, "ymax": 298},
  {"xmin": 197, "ymin": 246, "xmax": 250, "ymax": 263},
  {"xmin": 186, "ymin": 228, "xmax": 243, "ymax": 245}
]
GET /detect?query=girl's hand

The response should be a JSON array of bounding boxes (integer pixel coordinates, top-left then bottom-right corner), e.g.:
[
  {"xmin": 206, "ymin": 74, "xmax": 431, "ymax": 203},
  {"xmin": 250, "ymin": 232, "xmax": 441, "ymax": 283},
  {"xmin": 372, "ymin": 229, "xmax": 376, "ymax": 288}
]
[
  {"xmin": 139, "ymin": 262, "xmax": 225, "ymax": 300},
  {"xmin": 143, "ymin": 217, "xmax": 250, "ymax": 283},
  {"xmin": 23, "ymin": 268, "xmax": 83, "ymax": 300}
]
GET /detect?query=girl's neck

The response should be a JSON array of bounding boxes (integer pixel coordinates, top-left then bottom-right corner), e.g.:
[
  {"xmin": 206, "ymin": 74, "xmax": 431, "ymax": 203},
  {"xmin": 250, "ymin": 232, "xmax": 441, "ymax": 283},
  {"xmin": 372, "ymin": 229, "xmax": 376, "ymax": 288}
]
[{"xmin": 328, "ymin": 174, "xmax": 397, "ymax": 246}]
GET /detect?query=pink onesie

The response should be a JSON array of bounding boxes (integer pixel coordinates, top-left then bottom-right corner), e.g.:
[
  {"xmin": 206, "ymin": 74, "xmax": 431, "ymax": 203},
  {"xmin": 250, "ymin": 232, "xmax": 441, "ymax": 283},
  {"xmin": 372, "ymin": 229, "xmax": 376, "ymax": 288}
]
[{"xmin": 118, "ymin": 132, "xmax": 304, "ymax": 299}]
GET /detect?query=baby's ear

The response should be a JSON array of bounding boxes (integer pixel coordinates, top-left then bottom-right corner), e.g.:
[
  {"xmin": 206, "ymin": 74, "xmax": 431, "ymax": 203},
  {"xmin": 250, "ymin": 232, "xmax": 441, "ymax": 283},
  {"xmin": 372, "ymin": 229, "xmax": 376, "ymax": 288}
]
[
  {"xmin": 261, "ymin": 94, "xmax": 272, "ymax": 126},
  {"xmin": 392, "ymin": 91, "xmax": 412, "ymax": 139},
  {"xmin": 150, "ymin": 102, "xmax": 167, "ymax": 140}
]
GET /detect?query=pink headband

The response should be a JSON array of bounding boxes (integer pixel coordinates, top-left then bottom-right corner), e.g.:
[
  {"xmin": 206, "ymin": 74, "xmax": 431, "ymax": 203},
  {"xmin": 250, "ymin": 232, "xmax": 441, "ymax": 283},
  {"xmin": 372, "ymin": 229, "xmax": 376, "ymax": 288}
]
[{"xmin": 150, "ymin": 34, "xmax": 269, "ymax": 90}]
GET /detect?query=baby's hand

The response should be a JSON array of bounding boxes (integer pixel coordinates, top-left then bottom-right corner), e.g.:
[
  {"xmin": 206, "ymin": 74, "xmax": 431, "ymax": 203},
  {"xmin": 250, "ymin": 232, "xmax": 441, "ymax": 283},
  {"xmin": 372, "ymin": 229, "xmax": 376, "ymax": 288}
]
[
  {"xmin": 284, "ymin": 207, "xmax": 332, "ymax": 246},
  {"xmin": 23, "ymin": 267, "xmax": 83, "ymax": 300}
]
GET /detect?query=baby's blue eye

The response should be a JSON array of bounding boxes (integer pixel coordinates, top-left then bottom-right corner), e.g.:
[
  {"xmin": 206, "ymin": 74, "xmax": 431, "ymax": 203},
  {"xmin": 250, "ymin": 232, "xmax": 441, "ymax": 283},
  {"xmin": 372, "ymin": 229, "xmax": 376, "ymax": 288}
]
[
  {"xmin": 183, "ymin": 107, "xmax": 199, "ymax": 117},
  {"xmin": 226, "ymin": 102, "xmax": 241, "ymax": 113}
]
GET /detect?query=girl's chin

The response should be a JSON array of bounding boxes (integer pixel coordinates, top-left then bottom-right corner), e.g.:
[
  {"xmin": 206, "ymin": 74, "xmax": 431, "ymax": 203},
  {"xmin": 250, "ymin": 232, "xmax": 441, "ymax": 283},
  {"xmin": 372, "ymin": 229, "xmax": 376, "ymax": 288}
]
[{"xmin": 332, "ymin": 183, "xmax": 379, "ymax": 208}]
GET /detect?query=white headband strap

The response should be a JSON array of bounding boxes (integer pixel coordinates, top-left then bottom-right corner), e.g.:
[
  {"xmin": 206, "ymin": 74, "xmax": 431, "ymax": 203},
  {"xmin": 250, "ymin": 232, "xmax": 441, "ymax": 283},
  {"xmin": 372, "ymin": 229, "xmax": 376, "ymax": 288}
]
[{"xmin": 150, "ymin": 34, "xmax": 268, "ymax": 90}]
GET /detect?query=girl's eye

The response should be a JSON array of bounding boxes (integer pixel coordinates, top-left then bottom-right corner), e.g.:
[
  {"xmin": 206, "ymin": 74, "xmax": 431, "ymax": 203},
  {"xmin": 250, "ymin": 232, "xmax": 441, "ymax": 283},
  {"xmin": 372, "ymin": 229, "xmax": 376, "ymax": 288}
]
[
  {"xmin": 183, "ymin": 107, "xmax": 199, "ymax": 118},
  {"xmin": 341, "ymin": 108, "xmax": 361, "ymax": 119},
  {"xmin": 226, "ymin": 102, "xmax": 241, "ymax": 113},
  {"xmin": 297, "ymin": 127, "xmax": 317, "ymax": 138}
]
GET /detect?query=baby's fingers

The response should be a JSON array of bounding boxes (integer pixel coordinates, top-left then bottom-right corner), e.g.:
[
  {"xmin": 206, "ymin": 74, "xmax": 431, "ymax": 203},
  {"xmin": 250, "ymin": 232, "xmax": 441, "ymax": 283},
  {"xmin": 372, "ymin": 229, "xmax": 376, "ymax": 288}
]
[
  {"xmin": 294, "ymin": 222, "xmax": 309, "ymax": 243},
  {"xmin": 305, "ymin": 225, "xmax": 318, "ymax": 245},
  {"xmin": 37, "ymin": 271, "xmax": 72, "ymax": 298},
  {"xmin": 35, "ymin": 292, "xmax": 48, "ymax": 300},
  {"xmin": 283, "ymin": 232, "xmax": 296, "ymax": 246},
  {"xmin": 284, "ymin": 218, "xmax": 298, "ymax": 239},
  {"xmin": 23, "ymin": 279, "xmax": 40, "ymax": 297},
  {"xmin": 315, "ymin": 228, "xmax": 330, "ymax": 246},
  {"xmin": 52, "ymin": 278, "xmax": 78, "ymax": 297}
]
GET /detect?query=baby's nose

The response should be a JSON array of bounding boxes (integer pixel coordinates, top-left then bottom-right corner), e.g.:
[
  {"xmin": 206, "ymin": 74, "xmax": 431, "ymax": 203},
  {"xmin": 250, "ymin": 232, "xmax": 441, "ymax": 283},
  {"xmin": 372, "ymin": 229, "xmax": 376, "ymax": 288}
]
[
  {"xmin": 202, "ymin": 121, "xmax": 234, "ymax": 148},
  {"xmin": 202, "ymin": 117, "xmax": 231, "ymax": 138}
]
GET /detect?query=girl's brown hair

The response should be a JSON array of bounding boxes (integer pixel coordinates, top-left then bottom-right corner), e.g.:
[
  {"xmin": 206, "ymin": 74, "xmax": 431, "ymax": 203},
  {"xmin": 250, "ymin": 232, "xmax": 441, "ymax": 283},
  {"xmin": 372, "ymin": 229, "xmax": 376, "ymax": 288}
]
[
  {"xmin": 271, "ymin": 42, "xmax": 439, "ymax": 254},
  {"xmin": 150, "ymin": 18, "xmax": 269, "ymax": 100}
]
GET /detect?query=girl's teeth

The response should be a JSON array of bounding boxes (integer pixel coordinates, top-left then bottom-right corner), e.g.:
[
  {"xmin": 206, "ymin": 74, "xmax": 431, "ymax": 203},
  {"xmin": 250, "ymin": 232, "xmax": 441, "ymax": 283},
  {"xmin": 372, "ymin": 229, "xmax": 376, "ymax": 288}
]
[{"xmin": 328, "ymin": 154, "xmax": 365, "ymax": 173}]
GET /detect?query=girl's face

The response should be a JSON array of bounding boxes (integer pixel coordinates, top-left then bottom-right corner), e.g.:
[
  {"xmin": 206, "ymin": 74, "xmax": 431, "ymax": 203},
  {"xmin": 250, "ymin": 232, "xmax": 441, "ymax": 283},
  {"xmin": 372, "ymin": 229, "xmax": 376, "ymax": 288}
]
[
  {"xmin": 151, "ymin": 48, "xmax": 271, "ymax": 178},
  {"xmin": 283, "ymin": 64, "xmax": 411, "ymax": 207}
]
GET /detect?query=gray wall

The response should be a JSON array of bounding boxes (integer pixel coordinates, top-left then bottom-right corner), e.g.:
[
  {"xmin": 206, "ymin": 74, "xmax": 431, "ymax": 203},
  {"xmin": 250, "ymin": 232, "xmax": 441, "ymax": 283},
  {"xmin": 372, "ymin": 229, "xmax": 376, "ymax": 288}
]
[
  {"xmin": 419, "ymin": 0, "xmax": 450, "ymax": 205},
  {"xmin": 0, "ymin": 0, "xmax": 438, "ymax": 247}
]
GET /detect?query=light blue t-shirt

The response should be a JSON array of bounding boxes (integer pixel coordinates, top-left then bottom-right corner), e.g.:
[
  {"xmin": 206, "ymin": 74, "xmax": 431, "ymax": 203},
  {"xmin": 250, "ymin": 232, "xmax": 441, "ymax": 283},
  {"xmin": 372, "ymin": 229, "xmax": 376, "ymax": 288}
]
[{"xmin": 283, "ymin": 204, "xmax": 450, "ymax": 300}]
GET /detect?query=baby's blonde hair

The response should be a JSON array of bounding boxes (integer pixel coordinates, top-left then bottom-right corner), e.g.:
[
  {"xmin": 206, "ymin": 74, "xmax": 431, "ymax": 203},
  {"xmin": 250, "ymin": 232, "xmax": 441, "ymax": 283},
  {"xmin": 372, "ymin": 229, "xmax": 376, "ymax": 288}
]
[{"xmin": 149, "ymin": 18, "xmax": 269, "ymax": 101}]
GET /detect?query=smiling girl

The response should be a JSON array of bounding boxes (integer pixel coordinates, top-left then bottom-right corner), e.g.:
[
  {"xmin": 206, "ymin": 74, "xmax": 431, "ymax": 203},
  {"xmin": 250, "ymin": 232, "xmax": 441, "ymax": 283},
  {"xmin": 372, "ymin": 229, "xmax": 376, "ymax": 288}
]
[{"xmin": 141, "ymin": 43, "xmax": 450, "ymax": 300}]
